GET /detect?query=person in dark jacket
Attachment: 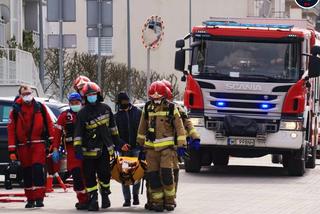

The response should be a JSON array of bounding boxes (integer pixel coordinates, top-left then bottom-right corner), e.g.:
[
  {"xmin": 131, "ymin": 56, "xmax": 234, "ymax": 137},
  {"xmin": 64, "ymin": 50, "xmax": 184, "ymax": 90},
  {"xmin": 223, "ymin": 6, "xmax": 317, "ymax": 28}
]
[
  {"xmin": 115, "ymin": 92, "xmax": 142, "ymax": 207},
  {"xmin": 74, "ymin": 82, "xmax": 120, "ymax": 211}
]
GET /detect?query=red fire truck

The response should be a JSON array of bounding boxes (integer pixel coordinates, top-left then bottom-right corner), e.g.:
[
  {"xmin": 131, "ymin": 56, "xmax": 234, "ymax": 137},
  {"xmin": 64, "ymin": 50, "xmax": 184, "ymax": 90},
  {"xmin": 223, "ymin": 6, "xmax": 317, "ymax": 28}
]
[{"xmin": 175, "ymin": 17, "xmax": 320, "ymax": 176}]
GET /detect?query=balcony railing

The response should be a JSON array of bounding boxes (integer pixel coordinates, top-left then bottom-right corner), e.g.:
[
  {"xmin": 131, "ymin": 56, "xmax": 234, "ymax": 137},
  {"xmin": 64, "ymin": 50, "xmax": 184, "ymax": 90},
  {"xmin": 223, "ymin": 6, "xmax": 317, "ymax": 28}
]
[{"xmin": 0, "ymin": 48, "xmax": 43, "ymax": 95}]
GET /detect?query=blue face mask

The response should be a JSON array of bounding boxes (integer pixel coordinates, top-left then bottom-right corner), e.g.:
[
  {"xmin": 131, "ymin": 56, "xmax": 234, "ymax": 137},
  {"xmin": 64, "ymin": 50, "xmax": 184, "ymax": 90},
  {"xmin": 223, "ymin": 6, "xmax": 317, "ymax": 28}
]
[
  {"xmin": 87, "ymin": 95, "xmax": 97, "ymax": 103},
  {"xmin": 70, "ymin": 104, "xmax": 81, "ymax": 112}
]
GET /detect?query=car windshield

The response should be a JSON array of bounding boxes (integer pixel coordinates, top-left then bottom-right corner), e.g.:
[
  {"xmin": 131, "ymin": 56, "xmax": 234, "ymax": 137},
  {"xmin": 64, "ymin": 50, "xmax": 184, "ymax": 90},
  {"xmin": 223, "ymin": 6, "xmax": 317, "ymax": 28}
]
[{"xmin": 191, "ymin": 39, "xmax": 301, "ymax": 82}]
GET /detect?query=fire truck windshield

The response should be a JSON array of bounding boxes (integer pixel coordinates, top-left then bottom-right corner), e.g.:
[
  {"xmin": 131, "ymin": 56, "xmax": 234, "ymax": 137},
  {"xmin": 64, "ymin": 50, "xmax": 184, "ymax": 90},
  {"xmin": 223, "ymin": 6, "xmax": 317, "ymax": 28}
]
[{"xmin": 191, "ymin": 39, "xmax": 301, "ymax": 82}]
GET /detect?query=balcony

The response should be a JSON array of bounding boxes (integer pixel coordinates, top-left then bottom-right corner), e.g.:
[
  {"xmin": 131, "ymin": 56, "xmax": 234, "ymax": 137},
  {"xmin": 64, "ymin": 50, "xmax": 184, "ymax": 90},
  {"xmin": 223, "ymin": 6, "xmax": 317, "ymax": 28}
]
[{"xmin": 0, "ymin": 48, "xmax": 43, "ymax": 95}]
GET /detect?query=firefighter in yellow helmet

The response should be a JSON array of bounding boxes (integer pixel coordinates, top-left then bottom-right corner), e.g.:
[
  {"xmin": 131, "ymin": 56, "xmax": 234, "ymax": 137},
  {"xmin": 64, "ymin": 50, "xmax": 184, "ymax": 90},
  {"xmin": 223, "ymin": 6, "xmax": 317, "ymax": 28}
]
[{"xmin": 137, "ymin": 81, "xmax": 187, "ymax": 212}]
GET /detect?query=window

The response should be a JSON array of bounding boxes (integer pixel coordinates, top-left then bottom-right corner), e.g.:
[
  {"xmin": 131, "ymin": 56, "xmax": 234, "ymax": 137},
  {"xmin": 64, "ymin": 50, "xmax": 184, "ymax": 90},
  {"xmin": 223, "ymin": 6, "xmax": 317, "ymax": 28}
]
[
  {"xmin": 0, "ymin": 103, "xmax": 12, "ymax": 123},
  {"xmin": 88, "ymin": 37, "xmax": 112, "ymax": 56}
]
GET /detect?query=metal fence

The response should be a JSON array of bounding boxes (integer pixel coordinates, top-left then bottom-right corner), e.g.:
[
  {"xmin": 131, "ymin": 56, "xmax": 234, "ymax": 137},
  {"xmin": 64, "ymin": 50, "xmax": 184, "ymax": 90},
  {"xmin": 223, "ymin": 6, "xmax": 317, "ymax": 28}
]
[{"xmin": 0, "ymin": 48, "xmax": 44, "ymax": 95}]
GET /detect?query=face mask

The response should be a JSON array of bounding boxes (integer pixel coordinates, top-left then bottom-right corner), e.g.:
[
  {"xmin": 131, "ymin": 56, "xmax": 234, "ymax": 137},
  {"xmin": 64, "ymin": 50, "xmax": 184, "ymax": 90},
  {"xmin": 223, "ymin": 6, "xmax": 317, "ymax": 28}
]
[
  {"xmin": 87, "ymin": 95, "xmax": 97, "ymax": 103},
  {"xmin": 119, "ymin": 103, "xmax": 129, "ymax": 110},
  {"xmin": 22, "ymin": 95, "xmax": 33, "ymax": 103},
  {"xmin": 70, "ymin": 104, "xmax": 81, "ymax": 112},
  {"xmin": 154, "ymin": 99, "xmax": 162, "ymax": 104}
]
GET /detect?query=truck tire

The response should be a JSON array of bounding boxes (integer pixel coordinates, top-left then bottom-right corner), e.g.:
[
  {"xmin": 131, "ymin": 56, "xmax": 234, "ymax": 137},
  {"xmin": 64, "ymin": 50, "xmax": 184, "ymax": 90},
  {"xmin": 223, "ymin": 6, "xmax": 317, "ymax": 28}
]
[
  {"xmin": 287, "ymin": 147, "xmax": 305, "ymax": 176},
  {"xmin": 271, "ymin": 154, "xmax": 281, "ymax": 164},
  {"xmin": 306, "ymin": 145, "xmax": 316, "ymax": 169},
  {"xmin": 185, "ymin": 150, "xmax": 201, "ymax": 173},
  {"xmin": 213, "ymin": 152, "xmax": 229, "ymax": 166}
]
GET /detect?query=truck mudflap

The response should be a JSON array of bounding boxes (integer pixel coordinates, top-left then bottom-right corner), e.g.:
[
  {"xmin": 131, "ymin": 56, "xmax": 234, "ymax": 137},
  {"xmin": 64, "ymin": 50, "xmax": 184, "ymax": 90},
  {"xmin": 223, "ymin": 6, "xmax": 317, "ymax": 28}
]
[{"xmin": 196, "ymin": 126, "xmax": 303, "ymax": 150}]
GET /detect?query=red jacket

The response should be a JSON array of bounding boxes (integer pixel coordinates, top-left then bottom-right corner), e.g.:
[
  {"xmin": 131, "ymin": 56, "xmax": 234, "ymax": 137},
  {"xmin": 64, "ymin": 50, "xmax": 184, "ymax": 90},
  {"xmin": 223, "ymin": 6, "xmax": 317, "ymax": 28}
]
[
  {"xmin": 54, "ymin": 109, "xmax": 77, "ymax": 147},
  {"xmin": 7, "ymin": 98, "xmax": 56, "ymax": 152}
]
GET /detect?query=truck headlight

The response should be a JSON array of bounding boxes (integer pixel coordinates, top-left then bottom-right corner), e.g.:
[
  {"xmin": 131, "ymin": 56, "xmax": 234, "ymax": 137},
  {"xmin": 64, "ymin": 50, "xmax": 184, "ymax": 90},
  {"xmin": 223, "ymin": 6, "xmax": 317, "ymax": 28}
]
[
  {"xmin": 280, "ymin": 121, "xmax": 302, "ymax": 130},
  {"xmin": 189, "ymin": 117, "xmax": 204, "ymax": 127}
]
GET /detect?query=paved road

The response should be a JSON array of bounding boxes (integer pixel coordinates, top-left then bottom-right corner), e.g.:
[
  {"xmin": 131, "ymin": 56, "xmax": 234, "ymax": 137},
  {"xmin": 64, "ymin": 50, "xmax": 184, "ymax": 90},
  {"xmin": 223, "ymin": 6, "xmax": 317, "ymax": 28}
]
[{"xmin": 1, "ymin": 156, "xmax": 320, "ymax": 213}]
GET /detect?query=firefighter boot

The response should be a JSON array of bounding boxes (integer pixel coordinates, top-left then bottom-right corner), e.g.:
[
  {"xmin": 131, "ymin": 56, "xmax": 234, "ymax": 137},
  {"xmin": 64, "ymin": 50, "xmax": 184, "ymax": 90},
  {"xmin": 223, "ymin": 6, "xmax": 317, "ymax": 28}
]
[
  {"xmin": 75, "ymin": 192, "xmax": 89, "ymax": 210},
  {"xmin": 25, "ymin": 200, "xmax": 35, "ymax": 208},
  {"xmin": 153, "ymin": 203, "xmax": 164, "ymax": 212},
  {"xmin": 100, "ymin": 188, "xmax": 111, "ymax": 209},
  {"xmin": 35, "ymin": 199, "xmax": 44, "ymax": 207},
  {"xmin": 87, "ymin": 191, "xmax": 99, "ymax": 211},
  {"xmin": 133, "ymin": 194, "xmax": 139, "ymax": 205},
  {"xmin": 164, "ymin": 204, "xmax": 175, "ymax": 211}
]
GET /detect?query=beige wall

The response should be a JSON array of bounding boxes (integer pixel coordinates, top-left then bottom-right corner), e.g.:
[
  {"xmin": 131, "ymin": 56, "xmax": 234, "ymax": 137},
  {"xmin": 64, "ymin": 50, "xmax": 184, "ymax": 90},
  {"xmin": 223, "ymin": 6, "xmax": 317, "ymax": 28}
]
[{"xmin": 112, "ymin": 0, "xmax": 249, "ymax": 77}]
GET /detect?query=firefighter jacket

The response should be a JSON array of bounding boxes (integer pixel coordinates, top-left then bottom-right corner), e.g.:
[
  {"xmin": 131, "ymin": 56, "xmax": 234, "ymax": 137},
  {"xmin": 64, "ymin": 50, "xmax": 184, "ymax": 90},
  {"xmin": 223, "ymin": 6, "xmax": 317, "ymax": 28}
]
[
  {"xmin": 137, "ymin": 101, "xmax": 187, "ymax": 151},
  {"xmin": 7, "ymin": 98, "xmax": 56, "ymax": 153},
  {"xmin": 54, "ymin": 109, "xmax": 77, "ymax": 147},
  {"xmin": 115, "ymin": 105, "xmax": 142, "ymax": 149},
  {"xmin": 73, "ymin": 102, "xmax": 119, "ymax": 158},
  {"xmin": 177, "ymin": 105, "xmax": 200, "ymax": 140}
]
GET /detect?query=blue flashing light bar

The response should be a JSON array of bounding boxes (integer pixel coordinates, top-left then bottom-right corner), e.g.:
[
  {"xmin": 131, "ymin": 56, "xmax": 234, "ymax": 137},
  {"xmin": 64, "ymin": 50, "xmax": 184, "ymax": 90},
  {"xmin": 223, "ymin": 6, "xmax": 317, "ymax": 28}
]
[
  {"xmin": 260, "ymin": 103, "xmax": 271, "ymax": 109},
  {"xmin": 203, "ymin": 21, "xmax": 294, "ymax": 29},
  {"xmin": 216, "ymin": 101, "xmax": 226, "ymax": 107}
]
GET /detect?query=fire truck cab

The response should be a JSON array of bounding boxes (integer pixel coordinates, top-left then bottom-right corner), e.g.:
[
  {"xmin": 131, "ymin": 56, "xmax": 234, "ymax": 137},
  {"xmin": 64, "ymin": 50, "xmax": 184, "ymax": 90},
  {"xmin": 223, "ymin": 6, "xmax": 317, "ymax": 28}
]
[{"xmin": 175, "ymin": 18, "xmax": 320, "ymax": 176}]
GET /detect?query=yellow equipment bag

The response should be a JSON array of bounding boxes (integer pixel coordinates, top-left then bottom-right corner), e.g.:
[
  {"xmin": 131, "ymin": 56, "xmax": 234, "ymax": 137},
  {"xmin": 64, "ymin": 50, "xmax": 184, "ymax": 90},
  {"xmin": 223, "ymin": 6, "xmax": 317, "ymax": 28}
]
[{"xmin": 111, "ymin": 156, "xmax": 147, "ymax": 186}]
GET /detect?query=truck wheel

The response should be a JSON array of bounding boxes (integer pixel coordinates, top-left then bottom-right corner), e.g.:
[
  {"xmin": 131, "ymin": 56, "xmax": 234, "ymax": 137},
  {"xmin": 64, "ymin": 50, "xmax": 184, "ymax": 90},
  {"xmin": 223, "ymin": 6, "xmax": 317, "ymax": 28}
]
[
  {"xmin": 271, "ymin": 154, "xmax": 282, "ymax": 164},
  {"xmin": 184, "ymin": 150, "xmax": 201, "ymax": 173},
  {"xmin": 213, "ymin": 152, "xmax": 229, "ymax": 166},
  {"xmin": 287, "ymin": 147, "xmax": 305, "ymax": 176},
  {"xmin": 306, "ymin": 145, "xmax": 316, "ymax": 169}
]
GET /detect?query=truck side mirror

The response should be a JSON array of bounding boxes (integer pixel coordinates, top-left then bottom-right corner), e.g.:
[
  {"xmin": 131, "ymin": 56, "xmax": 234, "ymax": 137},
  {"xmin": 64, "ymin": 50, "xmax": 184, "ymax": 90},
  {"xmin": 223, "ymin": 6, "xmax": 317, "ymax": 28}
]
[
  {"xmin": 308, "ymin": 55, "xmax": 320, "ymax": 78},
  {"xmin": 175, "ymin": 49, "xmax": 186, "ymax": 71},
  {"xmin": 175, "ymin": 39, "xmax": 185, "ymax": 48}
]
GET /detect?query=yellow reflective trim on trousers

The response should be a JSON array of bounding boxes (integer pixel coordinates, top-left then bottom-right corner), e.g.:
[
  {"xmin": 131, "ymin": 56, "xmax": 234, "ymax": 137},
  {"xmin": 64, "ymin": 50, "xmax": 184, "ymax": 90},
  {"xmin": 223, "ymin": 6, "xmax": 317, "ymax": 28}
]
[
  {"xmin": 74, "ymin": 140, "xmax": 82, "ymax": 146},
  {"xmin": 164, "ymin": 188, "xmax": 176, "ymax": 197},
  {"xmin": 86, "ymin": 118, "xmax": 108, "ymax": 129},
  {"xmin": 148, "ymin": 128, "xmax": 155, "ymax": 132},
  {"xmin": 177, "ymin": 135, "xmax": 186, "ymax": 141},
  {"xmin": 83, "ymin": 151, "xmax": 98, "ymax": 156},
  {"xmin": 174, "ymin": 109, "xmax": 180, "ymax": 116},
  {"xmin": 112, "ymin": 130, "xmax": 119, "ymax": 135},
  {"xmin": 99, "ymin": 181, "xmax": 110, "ymax": 189},
  {"xmin": 86, "ymin": 185, "xmax": 98, "ymax": 193},
  {"xmin": 145, "ymin": 141, "xmax": 175, "ymax": 148},
  {"xmin": 137, "ymin": 134, "xmax": 146, "ymax": 139},
  {"xmin": 152, "ymin": 192, "xmax": 164, "ymax": 200}
]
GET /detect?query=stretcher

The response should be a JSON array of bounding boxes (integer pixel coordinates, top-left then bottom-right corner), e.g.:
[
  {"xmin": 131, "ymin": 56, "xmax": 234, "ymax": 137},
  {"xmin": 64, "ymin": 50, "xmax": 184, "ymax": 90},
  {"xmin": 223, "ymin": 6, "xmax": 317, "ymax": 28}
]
[{"xmin": 0, "ymin": 193, "xmax": 26, "ymax": 203}]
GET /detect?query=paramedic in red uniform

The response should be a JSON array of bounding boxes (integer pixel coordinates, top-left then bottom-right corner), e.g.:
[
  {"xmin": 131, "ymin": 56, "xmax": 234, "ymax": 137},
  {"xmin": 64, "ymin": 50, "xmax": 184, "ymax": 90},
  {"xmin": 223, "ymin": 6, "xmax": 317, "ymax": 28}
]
[{"xmin": 7, "ymin": 85, "xmax": 57, "ymax": 208}]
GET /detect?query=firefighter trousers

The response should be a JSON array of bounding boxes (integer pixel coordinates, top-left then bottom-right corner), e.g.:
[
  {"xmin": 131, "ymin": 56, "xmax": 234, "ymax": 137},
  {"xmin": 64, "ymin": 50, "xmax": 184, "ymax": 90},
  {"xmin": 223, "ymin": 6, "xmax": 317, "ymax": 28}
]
[
  {"xmin": 17, "ymin": 143, "xmax": 46, "ymax": 202},
  {"xmin": 146, "ymin": 148, "xmax": 176, "ymax": 206},
  {"xmin": 83, "ymin": 150, "xmax": 111, "ymax": 195},
  {"xmin": 66, "ymin": 144, "xmax": 88, "ymax": 204}
]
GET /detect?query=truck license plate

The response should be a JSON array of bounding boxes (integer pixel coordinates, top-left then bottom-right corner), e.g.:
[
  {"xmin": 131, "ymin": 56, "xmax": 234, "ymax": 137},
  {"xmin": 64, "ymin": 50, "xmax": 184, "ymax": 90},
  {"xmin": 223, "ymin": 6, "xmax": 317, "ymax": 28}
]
[{"xmin": 228, "ymin": 137, "xmax": 255, "ymax": 146}]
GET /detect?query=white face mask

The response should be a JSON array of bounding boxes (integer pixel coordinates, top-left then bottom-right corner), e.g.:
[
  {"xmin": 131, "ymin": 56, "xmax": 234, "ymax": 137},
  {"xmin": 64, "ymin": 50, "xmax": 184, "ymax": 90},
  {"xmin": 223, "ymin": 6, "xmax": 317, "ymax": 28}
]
[
  {"xmin": 22, "ymin": 94, "xmax": 33, "ymax": 103},
  {"xmin": 154, "ymin": 100, "xmax": 162, "ymax": 104}
]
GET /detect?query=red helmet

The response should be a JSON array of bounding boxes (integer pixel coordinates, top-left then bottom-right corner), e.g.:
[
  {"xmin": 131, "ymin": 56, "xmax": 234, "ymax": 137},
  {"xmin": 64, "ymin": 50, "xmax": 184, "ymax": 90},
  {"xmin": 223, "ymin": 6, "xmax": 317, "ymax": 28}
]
[
  {"xmin": 166, "ymin": 86, "xmax": 173, "ymax": 100},
  {"xmin": 148, "ymin": 81, "xmax": 168, "ymax": 100},
  {"xmin": 161, "ymin": 79, "xmax": 172, "ymax": 92},
  {"xmin": 81, "ymin": 82, "xmax": 101, "ymax": 96},
  {"xmin": 73, "ymin": 75, "xmax": 91, "ymax": 91}
]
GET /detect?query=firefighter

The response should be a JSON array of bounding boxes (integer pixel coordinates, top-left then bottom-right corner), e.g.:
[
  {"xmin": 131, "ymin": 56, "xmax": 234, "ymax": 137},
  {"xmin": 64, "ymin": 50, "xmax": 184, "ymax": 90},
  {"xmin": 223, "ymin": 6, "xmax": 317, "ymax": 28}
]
[
  {"xmin": 115, "ymin": 92, "xmax": 142, "ymax": 207},
  {"xmin": 7, "ymin": 85, "xmax": 57, "ymax": 208},
  {"xmin": 161, "ymin": 80, "xmax": 200, "ymax": 201},
  {"xmin": 73, "ymin": 82, "xmax": 119, "ymax": 211},
  {"xmin": 54, "ymin": 92, "xmax": 89, "ymax": 210},
  {"xmin": 137, "ymin": 81, "xmax": 187, "ymax": 212},
  {"xmin": 73, "ymin": 75, "xmax": 91, "ymax": 93}
]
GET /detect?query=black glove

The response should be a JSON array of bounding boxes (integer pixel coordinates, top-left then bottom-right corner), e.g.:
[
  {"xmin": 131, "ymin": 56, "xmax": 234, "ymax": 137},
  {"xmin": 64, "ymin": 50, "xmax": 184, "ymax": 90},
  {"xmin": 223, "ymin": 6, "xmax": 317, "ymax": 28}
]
[
  {"xmin": 138, "ymin": 147, "xmax": 146, "ymax": 161},
  {"xmin": 75, "ymin": 146, "xmax": 83, "ymax": 160}
]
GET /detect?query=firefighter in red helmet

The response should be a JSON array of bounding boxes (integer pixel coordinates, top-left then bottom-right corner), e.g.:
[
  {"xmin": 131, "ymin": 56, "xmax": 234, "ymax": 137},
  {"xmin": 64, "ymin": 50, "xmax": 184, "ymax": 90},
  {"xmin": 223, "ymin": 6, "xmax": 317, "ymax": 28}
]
[
  {"xmin": 137, "ymin": 81, "xmax": 187, "ymax": 212},
  {"xmin": 73, "ymin": 82, "xmax": 120, "ymax": 211},
  {"xmin": 73, "ymin": 75, "xmax": 91, "ymax": 93}
]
